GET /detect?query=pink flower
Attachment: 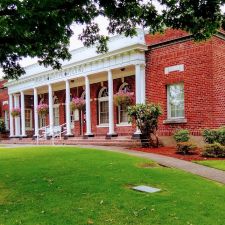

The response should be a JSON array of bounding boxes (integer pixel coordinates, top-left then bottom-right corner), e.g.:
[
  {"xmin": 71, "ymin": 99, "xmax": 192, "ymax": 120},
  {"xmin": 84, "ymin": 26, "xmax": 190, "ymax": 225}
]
[
  {"xmin": 114, "ymin": 90, "xmax": 134, "ymax": 107},
  {"xmin": 37, "ymin": 104, "xmax": 49, "ymax": 115},
  {"xmin": 70, "ymin": 97, "xmax": 85, "ymax": 110}
]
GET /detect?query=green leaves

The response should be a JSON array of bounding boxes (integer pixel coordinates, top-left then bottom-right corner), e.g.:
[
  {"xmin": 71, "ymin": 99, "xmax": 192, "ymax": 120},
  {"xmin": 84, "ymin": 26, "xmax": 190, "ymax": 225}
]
[{"xmin": 0, "ymin": 0, "xmax": 225, "ymax": 80}]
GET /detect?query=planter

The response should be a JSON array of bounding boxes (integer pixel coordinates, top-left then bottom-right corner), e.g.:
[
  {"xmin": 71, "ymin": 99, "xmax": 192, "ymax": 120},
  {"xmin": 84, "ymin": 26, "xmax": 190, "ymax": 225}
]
[
  {"xmin": 11, "ymin": 108, "xmax": 21, "ymax": 117},
  {"xmin": 37, "ymin": 104, "xmax": 49, "ymax": 116},
  {"xmin": 114, "ymin": 90, "xmax": 134, "ymax": 107},
  {"xmin": 70, "ymin": 98, "xmax": 85, "ymax": 111}
]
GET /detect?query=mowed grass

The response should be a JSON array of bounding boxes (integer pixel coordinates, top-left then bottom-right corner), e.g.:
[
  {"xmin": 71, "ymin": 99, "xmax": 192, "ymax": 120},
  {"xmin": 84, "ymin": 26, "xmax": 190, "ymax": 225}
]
[
  {"xmin": 0, "ymin": 147, "xmax": 225, "ymax": 225},
  {"xmin": 195, "ymin": 160, "xmax": 225, "ymax": 171}
]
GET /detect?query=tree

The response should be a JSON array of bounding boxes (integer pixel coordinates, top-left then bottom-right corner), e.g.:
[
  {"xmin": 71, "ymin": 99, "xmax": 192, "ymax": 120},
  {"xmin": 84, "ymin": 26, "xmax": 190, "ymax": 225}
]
[{"xmin": 1, "ymin": 0, "xmax": 224, "ymax": 80}]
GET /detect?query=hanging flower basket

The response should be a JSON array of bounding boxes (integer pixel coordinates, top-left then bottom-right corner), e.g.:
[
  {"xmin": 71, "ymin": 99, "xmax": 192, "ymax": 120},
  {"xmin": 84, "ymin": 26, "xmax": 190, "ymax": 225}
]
[
  {"xmin": 114, "ymin": 90, "xmax": 134, "ymax": 107},
  {"xmin": 37, "ymin": 104, "xmax": 49, "ymax": 116},
  {"xmin": 11, "ymin": 108, "xmax": 21, "ymax": 117},
  {"xmin": 70, "ymin": 97, "xmax": 85, "ymax": 111}
]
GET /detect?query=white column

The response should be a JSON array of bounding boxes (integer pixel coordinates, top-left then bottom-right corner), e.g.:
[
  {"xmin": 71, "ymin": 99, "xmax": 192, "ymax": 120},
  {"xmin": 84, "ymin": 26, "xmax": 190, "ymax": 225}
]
[
  {"xmin": 85, "ymin": 76, "xmax": 93, "ymax": 136},
  {"xmin": 14, "ymin": 94, "xmax": 21, "ymax": 136},
  {"xmin": 34, "ymin": 88, "xmax": 39, "ymax": 136},
  {"xmin": 48, "ymin": 84, "xmax": 54, "ymax": 136},
  {"xmin": 9, "ymin": 94, "xmax": 14, "ymax": 137},
  {"xmin": 20, "ymin": 91, "xmax": 26, "ymax": 136},
  {"xmin": 141, "ymin": 64, "xmax": 146, "ymax": 104},
  {"xmin": 134, "ymin": 64, "xmax": 142, "ymax": 135},
  {"xmin": 65, "ymin": 80, "xmax": 72, "ymax": 136},
  {"xmin": 107, "ymin": 70, "xmax": 116, "ymax": 136}
]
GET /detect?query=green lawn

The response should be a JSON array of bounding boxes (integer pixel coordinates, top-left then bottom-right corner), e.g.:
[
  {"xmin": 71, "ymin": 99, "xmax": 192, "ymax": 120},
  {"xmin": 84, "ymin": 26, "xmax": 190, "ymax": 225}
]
[
  {"xmin": 0, "ymin": 147, "xmax": 225, "ymax": 225},
  {"xmin": 195, "ymin": 160, "xmax": 225, "ymax": 171}
]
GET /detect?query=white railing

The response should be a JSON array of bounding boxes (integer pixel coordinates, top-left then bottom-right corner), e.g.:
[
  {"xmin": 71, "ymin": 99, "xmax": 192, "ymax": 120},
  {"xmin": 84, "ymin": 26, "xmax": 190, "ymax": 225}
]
[{"xmin": 36, "ymin": 123, "xmax": 67, "ymax": 145}]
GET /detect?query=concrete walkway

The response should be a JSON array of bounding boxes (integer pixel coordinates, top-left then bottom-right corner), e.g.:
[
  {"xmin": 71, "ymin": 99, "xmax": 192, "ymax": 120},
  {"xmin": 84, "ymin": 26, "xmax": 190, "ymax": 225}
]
[
  {"xmin": 1, "ymin": 144, "xmax": 225, "ymax": 184},
  {"xmin": 76, "ymin": 145, "xmax": 225, "ymax": 184}
]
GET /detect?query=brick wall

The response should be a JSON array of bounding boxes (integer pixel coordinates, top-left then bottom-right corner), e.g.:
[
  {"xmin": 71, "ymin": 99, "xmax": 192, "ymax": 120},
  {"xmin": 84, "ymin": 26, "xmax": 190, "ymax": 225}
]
[
  {"xmin": 145, "ymin": 31, "xmax": 225, "ymax": 136},
  {"xmin": 212, "ymin": 36, "xmax": 225, "ymax": 126}
]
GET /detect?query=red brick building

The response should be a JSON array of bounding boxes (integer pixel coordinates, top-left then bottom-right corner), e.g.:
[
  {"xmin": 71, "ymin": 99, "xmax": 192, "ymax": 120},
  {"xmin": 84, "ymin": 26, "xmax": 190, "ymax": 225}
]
[
  {"xmin": 0, "ymin": 79, "xmax": 9, "ymax": 131},
  {"xmin": 1, "ymin": 29, "xmax": 225, "ymax": 146}
]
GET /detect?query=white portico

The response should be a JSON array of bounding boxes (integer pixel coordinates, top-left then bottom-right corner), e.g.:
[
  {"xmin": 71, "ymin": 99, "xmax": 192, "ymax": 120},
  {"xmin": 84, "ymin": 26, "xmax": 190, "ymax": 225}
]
[{"xmin": 6, "ymin": 29, "xmax": 147, "ymax": 139}]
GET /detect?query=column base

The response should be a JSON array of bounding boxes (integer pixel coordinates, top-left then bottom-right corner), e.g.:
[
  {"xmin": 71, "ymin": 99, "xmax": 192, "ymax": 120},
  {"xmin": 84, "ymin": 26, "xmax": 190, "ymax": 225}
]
[
  {"xmin": 106, "ymin": 133, "xmax": 118, "ymax": 139},
  {"xmin": 83, "ymin": 134, "xmax": 95, "ymax": 139},
  {"xmin": 132, "ymin": 133, "xmax": 142, "ymax": 140},
  {"xmin": 64, "ymin": 134, "xmax": 74, "ymax": 140},
  {"xmin": 12, "ymin": 136, "xmax": 21, "ymax": 139},
  {"xmin": 20, "ymin": 135, "xmax": 28, "ymax": 138}
]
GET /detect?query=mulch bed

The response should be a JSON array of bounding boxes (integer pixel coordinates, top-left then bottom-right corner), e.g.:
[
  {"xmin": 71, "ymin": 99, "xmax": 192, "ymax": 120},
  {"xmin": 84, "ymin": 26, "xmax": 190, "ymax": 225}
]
[{"xmin": 132, "ymin": 146, "xmax": 225, "ymax": 161}]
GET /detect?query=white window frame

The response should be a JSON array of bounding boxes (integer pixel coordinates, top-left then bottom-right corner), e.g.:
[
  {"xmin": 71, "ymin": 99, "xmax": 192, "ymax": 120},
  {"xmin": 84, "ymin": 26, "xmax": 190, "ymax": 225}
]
[
  {"xmin": 39, "ymin": 114, "xmax": 46, "ymax": 128},
  {"xmin": 117, "ymin": 82, "xmax": 130, "ymax": 125},
  {"xmin": 53, "ymin": 104, "xmax": 60, "ymax": 127},
  {"xmin": 25, "ymin": 108, "xmax": 33, "ymax": 130},
  {"xmin": 167, "ymin": 83, "xmax": 185, "ymax": 120},
  {"xmin": 98, "ymin": 87, "xmax": 109, "ymax": 126},
  {"xmin": 4, "ymin": 111, "xmax": 9, "ymax": 130}
]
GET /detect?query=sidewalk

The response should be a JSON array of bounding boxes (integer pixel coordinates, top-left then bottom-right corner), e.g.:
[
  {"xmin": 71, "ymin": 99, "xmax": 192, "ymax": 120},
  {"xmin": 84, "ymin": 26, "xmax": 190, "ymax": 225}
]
[{"xmin": 77, "ymin": 145, "xmax": 225, "ymax": 184}]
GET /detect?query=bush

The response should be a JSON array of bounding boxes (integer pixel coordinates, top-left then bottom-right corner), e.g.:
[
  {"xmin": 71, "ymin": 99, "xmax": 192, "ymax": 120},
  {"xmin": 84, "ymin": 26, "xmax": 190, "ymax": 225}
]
[
  {"xmin": 176, "ymin": 142, "xmax": 197, "ymax": 155},
  {"xmin": 173, "ymin": 129, "xmax": 190, "ymax": 143},
  {"xmin": 0, "ymin": 119, "xmax": 6, "ymax": 133},
  {"xmin": 202, "ymin": 127, "xmax": 225, "ymax": 145},
  {"xmin": 202, "ymin": 129, "xmax": 219, "ymax": 144},
  {"xmin": 218, "ymin": 127, "xmax": 225, "ymax": 146},
  {"xmin": 202, "ymin": 143, "xmax": 225, "ymax": 158},
  {"xmin": 127, "ymin": 103, "xmax": 162, "ymax": 147}
]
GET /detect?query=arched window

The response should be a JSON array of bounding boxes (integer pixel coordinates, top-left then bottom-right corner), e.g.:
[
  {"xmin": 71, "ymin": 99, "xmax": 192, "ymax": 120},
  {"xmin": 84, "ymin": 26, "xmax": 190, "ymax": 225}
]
[
  {"xmin": 118, "ymin": 83, "xmax": 130, "ymax": 124},
  {"xmin": 98, "ymin": 87, "xmax": 109, "ymax": 125}
]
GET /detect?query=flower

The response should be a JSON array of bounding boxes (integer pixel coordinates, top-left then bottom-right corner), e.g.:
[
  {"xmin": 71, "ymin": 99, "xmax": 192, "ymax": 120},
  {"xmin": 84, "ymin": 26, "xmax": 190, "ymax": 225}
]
[
  {"xmin": 70, "ymin": 97, "xmax": 85, "ymax": 111},
  {"xmin": 37, "ymin": 104, "xmax": 49, "ymax": 116},
  {"xmin": 11, "ymin": 107, "xmax": 21, "ymax": 117},
  {"xmin": 113, "ymin": 90, "xmax": 134, "ymax": 107}
]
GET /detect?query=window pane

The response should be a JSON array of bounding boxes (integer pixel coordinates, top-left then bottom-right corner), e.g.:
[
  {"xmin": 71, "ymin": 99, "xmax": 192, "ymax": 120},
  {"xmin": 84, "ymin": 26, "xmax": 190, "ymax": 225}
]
[
  {"xmin": 25, "ymin": 109, "xmax": 31, "ymax": 128},
  {"xmin": 54, "ymin": 107, "xmax": 60, "ymax": 126},
  {"xmin": 119, "ymin": 105, "xmax": 128, "ymax": 123},
  {"xmin": 100, "ymin": 101, "xmax": 109, "ymax": 124},
  {"xmin": 168, "ymin": 84, "xmax": 184, "ymax": 118}
]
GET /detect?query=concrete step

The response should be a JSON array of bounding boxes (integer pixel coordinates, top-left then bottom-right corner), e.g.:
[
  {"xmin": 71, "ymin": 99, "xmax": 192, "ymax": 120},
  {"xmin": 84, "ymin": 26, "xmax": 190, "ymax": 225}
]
[{"xmin": 0, "ymin": 137, "xmax": 141, "ymax": 147}]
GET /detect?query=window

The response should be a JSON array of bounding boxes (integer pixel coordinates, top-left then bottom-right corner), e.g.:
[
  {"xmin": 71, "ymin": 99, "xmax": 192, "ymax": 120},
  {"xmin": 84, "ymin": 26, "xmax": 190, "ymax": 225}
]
[
  {"xmin": 4, "ymin": 111, "xmax": 9, "ymax": 130},
  {"xmin": 118, "ymin": 83, "xmax": 130, "ymax": 124},
  {"xmin": 53, "ymin": 106, "xmax": 60, "ymax": 126},
  {"xmin": 98, "ymin": 87, "xmax": 109, "ymax": 125},
  {"xmin": 167, "ymin": 83, "xmax": 184, "ymax": 119},
  {"xmin": 39, "ymin": 114, "xmax": 46, "ymax": 128},
  {"xmin": 25, "ymin": 109, "xmax": 32, "ymax": 129}
]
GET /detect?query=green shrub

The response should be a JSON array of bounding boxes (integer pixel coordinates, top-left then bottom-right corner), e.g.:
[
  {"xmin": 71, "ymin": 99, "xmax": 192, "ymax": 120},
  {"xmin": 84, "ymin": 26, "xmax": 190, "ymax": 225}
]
[
  {"xmin": 202, "ymin": 129, "xmax": 219, "ymax": 144},
  {"xmin": 0, "ymin": 119, "xmax": 6, "ymax": 133},
  {"xmin": 202, "ymin": 143, "xmax": 225, "ymax": 158},
  {"xmin": 176, "ymin": 142, "xmax": 197, "ymax": 155},
  {"xmin": 202, "ymin": 127, "xmax": 225, "ymax": 145},
  {"xmin": 127, "ymin": 103, "xmax": 162, "ymax": 147},
  {"xmin": 173, "ymin": 129, "xmax": 190, "ymax": 143},
  {"xmin": 218, "ymin": 127, "xmax": 225, "ymax": 146}
]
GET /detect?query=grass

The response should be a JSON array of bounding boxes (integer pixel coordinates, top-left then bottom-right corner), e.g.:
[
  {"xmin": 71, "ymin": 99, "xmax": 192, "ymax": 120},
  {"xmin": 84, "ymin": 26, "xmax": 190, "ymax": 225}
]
[
  {"xmin": 195, "ymin": 160, "xmax": 225, "ymax": 171},
  {"xmin": 0, "ymin": 146, "xmax": 224, "ymax": 225}
]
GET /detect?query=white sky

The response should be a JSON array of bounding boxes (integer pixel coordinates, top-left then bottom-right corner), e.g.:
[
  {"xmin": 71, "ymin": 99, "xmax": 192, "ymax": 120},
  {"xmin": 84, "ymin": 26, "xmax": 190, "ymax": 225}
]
[{"xmin": 0, "ymin": 1, "xmax": 224, "ymax": 78}]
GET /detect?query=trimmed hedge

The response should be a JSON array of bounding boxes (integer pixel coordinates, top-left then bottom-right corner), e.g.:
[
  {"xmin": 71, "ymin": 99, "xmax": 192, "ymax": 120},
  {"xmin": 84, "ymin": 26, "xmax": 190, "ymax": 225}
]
[
  {"xmin": 202, "ymin": 143, "xmax": 225, "ymax": 158},
  {"xmin": 176, "ymin": 142, "xmax": 197, "ymax": 155},
  {"xmin": 173, "ymin": 129, "xmax": 190, "ymax": 143},
  {"xmin": 202, "ymin": 127, "xmax": 225, "ymax": 145}
]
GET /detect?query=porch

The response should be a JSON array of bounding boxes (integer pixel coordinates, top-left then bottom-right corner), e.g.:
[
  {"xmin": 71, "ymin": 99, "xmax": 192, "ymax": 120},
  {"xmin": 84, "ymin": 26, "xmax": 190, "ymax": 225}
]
[{"xmin": 6, "ymin": 29, "xmax": 147, "ymax": 143}]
